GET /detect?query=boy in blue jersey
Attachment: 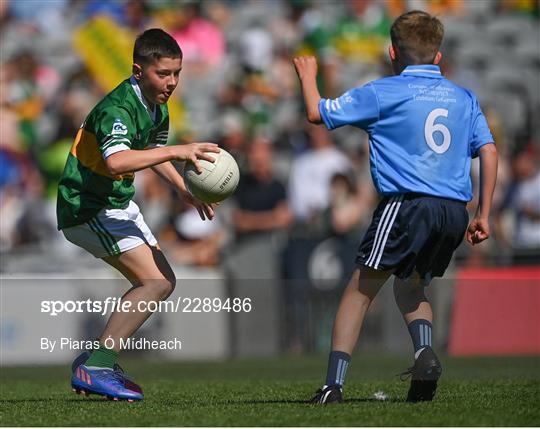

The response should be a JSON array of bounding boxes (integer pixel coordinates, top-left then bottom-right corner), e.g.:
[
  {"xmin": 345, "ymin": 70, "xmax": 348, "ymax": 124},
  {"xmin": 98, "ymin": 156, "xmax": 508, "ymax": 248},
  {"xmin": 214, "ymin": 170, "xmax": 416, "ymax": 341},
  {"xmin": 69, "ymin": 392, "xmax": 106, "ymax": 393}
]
[{"xmin": 293, "ymin": 10, "xmax": 498, "ymax": 403}]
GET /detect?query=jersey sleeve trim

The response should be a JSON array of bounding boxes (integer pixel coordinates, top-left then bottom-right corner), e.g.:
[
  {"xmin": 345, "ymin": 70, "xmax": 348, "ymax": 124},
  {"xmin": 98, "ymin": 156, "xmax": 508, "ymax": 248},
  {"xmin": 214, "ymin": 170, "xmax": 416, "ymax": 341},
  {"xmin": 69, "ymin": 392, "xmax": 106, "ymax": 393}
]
[
  {"xmin": 149, "ymin": 134, "xmax": 168, "ymax": 147},
  {"xmin": 103, "ymin": 143, "xmax": 130, "ymax": 159},
  {"xmin": 319, "ymin": 98, "xmax": 335, "ymax": 129},
  {"xmin": 102, "ymin": 137, "xmax": 131, "ymax": 151},
  {"xmin": 471, "ymin": 141, "xmax": 495, "ymax": 159}
]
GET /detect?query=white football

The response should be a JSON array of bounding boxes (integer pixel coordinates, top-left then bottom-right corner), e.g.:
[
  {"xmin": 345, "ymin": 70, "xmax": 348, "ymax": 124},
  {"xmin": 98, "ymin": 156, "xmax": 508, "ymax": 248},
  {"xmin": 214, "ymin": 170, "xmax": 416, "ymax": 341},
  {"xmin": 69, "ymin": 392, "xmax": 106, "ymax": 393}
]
[{"xmin": 183, "ymin": 148, "xmax": 240, "ymax": 204}]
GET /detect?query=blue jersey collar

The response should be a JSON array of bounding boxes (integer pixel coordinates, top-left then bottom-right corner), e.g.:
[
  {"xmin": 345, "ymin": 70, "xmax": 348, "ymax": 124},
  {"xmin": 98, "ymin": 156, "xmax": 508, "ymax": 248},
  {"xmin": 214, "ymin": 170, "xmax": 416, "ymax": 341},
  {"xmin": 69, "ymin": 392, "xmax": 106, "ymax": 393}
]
[{"xmin": 401, "ymin": 65, "xmax": 442, "ymax": 78}]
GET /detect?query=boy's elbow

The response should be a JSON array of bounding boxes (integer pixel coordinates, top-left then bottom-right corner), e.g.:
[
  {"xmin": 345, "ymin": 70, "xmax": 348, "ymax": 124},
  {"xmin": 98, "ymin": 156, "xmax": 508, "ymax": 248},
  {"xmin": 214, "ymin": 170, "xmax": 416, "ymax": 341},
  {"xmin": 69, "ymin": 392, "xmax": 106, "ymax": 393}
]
[
  {"xmin": 105, "ymin": 155, "xmax": 123, "ymax": 175},
  {"xmin": 480, "ymin": 143, "xmax": 498, "ymax": 156},
  {"xmin": 307, "ymin": 111, "xmax": 322, "ymax": 124}
]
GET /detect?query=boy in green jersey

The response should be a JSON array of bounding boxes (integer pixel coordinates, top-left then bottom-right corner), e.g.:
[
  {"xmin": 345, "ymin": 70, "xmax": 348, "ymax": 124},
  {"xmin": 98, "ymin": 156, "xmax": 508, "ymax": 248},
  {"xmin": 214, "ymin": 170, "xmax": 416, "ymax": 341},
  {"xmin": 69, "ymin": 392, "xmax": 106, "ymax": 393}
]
[{"xmin": 58, "ymin": 29, "xmax": 219, "ymax": 401}]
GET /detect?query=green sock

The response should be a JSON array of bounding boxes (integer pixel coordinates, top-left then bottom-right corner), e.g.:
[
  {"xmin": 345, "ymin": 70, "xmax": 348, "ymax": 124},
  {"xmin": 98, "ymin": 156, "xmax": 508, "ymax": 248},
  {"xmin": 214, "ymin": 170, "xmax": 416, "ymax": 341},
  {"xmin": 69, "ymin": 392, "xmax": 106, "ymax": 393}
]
[{"xmin": 85, "ymin": 344, "xmax": 118, "ymax": 369}]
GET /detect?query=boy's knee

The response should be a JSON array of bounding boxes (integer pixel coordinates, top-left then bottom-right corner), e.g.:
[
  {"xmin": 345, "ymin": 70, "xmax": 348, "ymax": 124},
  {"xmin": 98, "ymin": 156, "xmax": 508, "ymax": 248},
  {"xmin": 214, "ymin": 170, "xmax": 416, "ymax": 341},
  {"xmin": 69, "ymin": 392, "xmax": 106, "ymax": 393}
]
[
  {"xmin": 146, "ymin": 275, "xmax": 176, "ymax": 300},
  {"xmin": 161, "ymin": 274, "xmax": 176, "ymax": 299},
  {"xmin": 395, "ymin": 284, "xmax": 426, "ymax": 301}
]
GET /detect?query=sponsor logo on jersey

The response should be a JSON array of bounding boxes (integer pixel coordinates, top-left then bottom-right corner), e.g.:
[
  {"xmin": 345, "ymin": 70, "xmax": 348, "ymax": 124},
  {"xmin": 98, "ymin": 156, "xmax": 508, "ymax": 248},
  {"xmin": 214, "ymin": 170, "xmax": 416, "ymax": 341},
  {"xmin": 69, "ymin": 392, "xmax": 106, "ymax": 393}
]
[
  {"xmin": 343, "ymin": 92, "xmax": 353, "ymax": 103},
  {"xmin": 112, "ymin": 119, "xmax": 128, "ymax": 135}
]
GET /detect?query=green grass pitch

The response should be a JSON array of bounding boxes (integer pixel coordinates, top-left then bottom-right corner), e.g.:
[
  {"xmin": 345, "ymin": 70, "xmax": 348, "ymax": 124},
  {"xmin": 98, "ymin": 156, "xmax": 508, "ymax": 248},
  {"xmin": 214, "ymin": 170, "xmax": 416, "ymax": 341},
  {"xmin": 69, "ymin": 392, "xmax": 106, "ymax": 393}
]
[{"xmin": 1, "ymin": 355, "xmax": 538, "ymax": 426}]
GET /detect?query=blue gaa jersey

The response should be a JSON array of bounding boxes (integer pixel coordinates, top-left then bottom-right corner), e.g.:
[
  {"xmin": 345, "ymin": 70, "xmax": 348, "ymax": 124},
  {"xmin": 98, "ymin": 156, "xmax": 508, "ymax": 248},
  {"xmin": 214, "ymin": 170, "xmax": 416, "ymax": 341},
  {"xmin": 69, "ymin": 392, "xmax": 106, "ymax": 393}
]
[{"xmin": 319, "ymin": 65, "xmax": 494, "ymax": 202}]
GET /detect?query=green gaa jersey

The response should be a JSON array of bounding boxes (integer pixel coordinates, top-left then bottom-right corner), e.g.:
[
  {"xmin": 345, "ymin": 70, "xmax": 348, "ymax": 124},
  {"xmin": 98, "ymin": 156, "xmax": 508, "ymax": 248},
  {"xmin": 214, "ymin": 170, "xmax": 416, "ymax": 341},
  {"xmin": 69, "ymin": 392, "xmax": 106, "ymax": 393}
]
[{"xmin": 57, "ymin": 76, "xmax": 169, "ymax": 229}]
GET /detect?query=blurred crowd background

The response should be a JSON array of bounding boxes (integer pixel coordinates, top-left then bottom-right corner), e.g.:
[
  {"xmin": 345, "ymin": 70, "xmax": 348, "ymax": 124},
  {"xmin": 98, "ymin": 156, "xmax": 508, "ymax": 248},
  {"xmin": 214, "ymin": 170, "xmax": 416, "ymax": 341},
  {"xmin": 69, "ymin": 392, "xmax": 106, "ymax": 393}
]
[{"xmin": 1, "ymin": 0, "xmax": 539, "ymax": 356}]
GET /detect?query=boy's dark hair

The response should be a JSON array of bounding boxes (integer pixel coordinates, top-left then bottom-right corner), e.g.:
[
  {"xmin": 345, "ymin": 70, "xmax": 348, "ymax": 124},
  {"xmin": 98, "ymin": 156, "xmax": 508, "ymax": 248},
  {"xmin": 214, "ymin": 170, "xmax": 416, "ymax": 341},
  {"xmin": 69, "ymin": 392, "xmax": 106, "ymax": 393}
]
[
  {"xmin": 133, "ymin": 28, "xmax": 182, "ymax": 65},
  {"xmin": 390, "ymin": 10, "xmax": 444, "ymax": 65}
]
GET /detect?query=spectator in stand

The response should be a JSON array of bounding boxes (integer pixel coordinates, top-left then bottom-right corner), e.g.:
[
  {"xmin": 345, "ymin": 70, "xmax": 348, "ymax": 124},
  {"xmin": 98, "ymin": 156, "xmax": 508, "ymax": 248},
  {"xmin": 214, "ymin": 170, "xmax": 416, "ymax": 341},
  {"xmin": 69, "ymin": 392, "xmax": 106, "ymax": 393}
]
[
  {"xmin": 497, "ymin": 0, "xmax": 539, "ymax": 17},
  {"xmin": 292, "ymin": 0, "xmax": 339, "ymax": 97},
  {"xmin": 232, "ymin": 136, "xmax": 292, "ymax": 240},
  {"xmin": 288, "ymin": 123, "xmax": 351, "ymax": 226},
  {"xmin": 7, "ymin": 0, "xmax": 68, "ymax": 35},
  {"xmin": 325, "ymin": 171, "xmax": 372, "ymax": 237},
  {"xmin": 396, "ymin": 0, "xmax": 464, "ymax": 17},
  {"xmin": 168, "ymin": 2, "xmax": 225, "ymax": 74},
  {"xmin": 169, "ymin": 202, "xmax": 225, "ymax": 268},
  {"xmin": 331, "ymin": 0, "xmax": 393, "ymax": 65},
  {"xmin": 122, "ymin": 0, "xmax": 151, "ymax": 32},
  {"xmin": 133, "ymin": 168, "xmax": 173, "ymax": 238},
  {"xmin": 0, "ymin": 0, "xmax": 8, "ymax": 27},
  {"xmin": 0, "ymin": 57, "xmax": 52, "ymax": 249},
  {"xmin": 494, "ymin": 144, "xmax": 540, "ymax": 265},
  {"xmin": 52, "ymin": 67, "xmax": 102, "ymax": 144},
  {"xmin": 218, "ymin": 111, "xmax": 248, "ymax": 171},
  {"xmin": 80, "ymin": 0, "xmax": 125, "ymax": 23},
  {"xmin": 5, "ymin": 51, "xmax": 60, "ymax": 152}
]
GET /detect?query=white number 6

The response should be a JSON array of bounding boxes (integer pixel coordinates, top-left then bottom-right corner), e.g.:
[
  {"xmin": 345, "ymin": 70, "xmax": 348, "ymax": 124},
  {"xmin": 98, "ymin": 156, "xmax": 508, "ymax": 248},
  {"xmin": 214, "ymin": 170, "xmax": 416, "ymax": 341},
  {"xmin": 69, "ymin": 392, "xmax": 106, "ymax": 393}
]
[{"xmin": 424, "ymin": 108, "xmax": 451, "ymax": 154}]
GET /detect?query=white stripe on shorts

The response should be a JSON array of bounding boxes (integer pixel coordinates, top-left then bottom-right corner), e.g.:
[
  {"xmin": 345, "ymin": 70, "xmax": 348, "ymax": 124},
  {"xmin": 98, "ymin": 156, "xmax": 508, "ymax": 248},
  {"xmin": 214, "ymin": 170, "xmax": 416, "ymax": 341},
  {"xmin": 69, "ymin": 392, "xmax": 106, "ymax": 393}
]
[
  {"xmin": 373, "ymin": 197, "xmax": 403, "ymax": 269},
  {"xmin": 365, "ymin": 196, "xmax": 397, "ymax": 267},
  {"xmin": 366, "ymin": 195, "xmax": 403, "ymax": 268}
]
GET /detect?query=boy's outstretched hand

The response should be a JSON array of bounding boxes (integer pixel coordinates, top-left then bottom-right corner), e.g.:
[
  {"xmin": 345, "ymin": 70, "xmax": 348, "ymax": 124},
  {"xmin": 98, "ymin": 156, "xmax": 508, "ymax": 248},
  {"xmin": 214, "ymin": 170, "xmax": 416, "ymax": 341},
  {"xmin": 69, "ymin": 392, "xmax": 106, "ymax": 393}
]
[
  {"xmin": 181, "ymin": 190, "xmax": 216, "ymax": 221},
  {"xmin": 466, "ymin": 216, "xmax": 490, "ymax": 245},
  {"xmin": 172, "ymin": 143, "xmax": 220, "ymax": 174},
  {"xmin": 293, "ymin": 56, "xmax": 318, "ymax": 81},
  {"xmin": 164, "ymin": 142, "xmax": 220, "ymax": 220}
]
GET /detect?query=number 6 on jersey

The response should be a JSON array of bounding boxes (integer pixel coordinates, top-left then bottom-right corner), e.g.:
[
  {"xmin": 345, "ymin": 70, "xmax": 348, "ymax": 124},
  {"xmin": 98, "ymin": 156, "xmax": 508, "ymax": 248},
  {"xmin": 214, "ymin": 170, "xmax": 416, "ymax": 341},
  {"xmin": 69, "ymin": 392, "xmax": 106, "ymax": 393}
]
[{"xmin": 425, "ymin": 108, "xmax": 451, "ymax": 154}]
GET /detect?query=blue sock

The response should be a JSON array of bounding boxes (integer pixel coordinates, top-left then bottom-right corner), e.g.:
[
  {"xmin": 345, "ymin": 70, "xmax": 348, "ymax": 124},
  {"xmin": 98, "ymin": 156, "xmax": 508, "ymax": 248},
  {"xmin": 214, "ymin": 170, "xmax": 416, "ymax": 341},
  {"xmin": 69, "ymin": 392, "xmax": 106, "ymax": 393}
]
[
  {"xmin": 325, "ymin": 351, "xmax": 351, "ymax": 387},
  {"xmin": 407, "ymin": 319, "xmax": 432, "ymax": 353}
]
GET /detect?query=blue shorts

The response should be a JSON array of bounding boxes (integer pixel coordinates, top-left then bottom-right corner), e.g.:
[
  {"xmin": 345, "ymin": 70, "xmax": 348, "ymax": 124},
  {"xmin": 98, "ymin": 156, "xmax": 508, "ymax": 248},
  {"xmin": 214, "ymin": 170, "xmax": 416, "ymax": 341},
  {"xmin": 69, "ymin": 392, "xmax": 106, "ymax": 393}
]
[{"xmin": 356, "ymin": 194, "xmax": 469, "ymax": 282}]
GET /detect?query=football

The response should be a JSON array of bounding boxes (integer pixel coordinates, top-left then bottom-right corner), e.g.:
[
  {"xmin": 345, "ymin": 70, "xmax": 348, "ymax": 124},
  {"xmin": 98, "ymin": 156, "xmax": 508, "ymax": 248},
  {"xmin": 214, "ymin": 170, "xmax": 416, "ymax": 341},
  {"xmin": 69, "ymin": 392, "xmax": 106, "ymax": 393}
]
[{"xmin": 183, "ymin": 148, "xmax": 240, "ymax": 204}]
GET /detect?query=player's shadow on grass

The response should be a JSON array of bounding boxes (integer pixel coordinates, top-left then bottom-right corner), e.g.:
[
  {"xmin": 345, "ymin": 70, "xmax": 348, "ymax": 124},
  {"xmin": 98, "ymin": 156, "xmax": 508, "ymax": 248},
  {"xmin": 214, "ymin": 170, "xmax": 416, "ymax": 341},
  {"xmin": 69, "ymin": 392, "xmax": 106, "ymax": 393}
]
[
  {"xmin": 1, "ymin": 399, "xmax": 59, "ymax": 404},
  {"xmin": 344, "ymin": 397, "xmax": 406, "ymax": 403},
  {"xmin": 1, "ymin": 398, "xmax": 122, "ymax": 404},
  {"xmin": 218, "ymin": 397, "xmax": 405, "ymax": 405}
]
